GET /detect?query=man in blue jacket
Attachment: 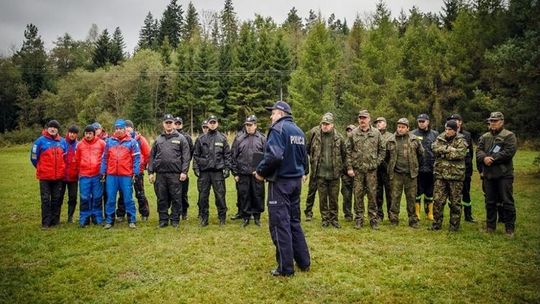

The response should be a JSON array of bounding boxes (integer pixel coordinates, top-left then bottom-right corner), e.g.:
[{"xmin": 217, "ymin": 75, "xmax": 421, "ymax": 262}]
[{"xmin": 255, "ymin": 101, "xmax": 311, "ymax": 277}]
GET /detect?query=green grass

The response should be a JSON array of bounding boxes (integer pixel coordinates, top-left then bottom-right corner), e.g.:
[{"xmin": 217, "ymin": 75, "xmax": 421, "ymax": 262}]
[{"xmin": 0, "ymin": 146, "xmax": 539, "ymax": 303}]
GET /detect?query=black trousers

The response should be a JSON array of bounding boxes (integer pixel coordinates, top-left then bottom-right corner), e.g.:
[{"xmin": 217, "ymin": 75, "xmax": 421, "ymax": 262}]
[
  {"xmin": 60, "ymin": 181, "xmax": 78, "ymax": 220},
  {"xmin": 484, "ymin": 177, "xmax": 515, "ymax": 230},
  {"xmin": 154, "ymin": 173, "xmax": 183, "ymax": 224},
  {"xmin": 376, "ymin": 165, "xmax": 392, "ymax": 220},
  {"xmin": 117, "ymin": 173, "xmax": 150, "ymax": 218},
  {"xmin": 462, "ymin": 173, "xmax": 472, "ymax": 204},
  {"xmin": 237, "ymin": 174, "xmax": 265, "ymax": 219},
  {"xmin": 197, "ymin": 170, "xmax": 227, "ymax": 220},
  {"xmin": 417, "ymin": 171, "xmax": 435, "ymax": 213},
  {"xmin": 341, "ymin": 174, "xmax": 353, "ymax": 219},
  {"xmin": 181, "ymin": 178, "xmax": 189, "ymax": 216},
  {"xmin": 39, "ymin": 180, "xmax": 64, "ymax": 227}
]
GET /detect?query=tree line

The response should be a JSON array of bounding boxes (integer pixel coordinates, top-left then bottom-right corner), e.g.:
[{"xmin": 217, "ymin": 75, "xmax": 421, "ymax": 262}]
[{"xmin": 0, "ymin": 0, "xmax": 538, "ymax": 139}]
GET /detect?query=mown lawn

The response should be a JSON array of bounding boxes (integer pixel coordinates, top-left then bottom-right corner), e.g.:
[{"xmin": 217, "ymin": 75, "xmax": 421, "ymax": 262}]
[{"xmin": 0, "ymin": 146, "xmax": 539, "ymax": 303}]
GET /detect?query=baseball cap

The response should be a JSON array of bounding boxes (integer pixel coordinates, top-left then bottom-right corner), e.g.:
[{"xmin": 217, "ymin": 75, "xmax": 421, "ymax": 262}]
[
  {"xmin": 114, "ymin": 119, "xmax": 126, "ymax": 129},
  {"xmin": 321, "ymin": 113, "xmax": 334, "ymax": 124},
  {"xmin": 174, "ymin": 117, "xmax": 183, "ymax": 124},
  {"xmin": 201, "ymin": 120, "xmax": 208, "ymax": 127},
  {"xmin": 91, "ymin": 122, "xmax": 102, "ymax": 130},
  {"xmin": 358, "ymin": 110, "xmax": 370, "ymax": 118},
  {"xmin": 265, "ymin": 101, "xmax": 292, "ymax": 115},
  {"xmin": 245, "ymin": 115, "xmax": 257, "ymax": 124},
  {"xmin": 207, "ymin": 115, "xmax": 218, "ymax": 123},
  {"xmin": 125, "ymin": 120, "xmax": 134, "ymax": 128},
  {"xmin": 417, "ymin": 114, "xmax": 430, "ymax": 121},
  {"xmin": 346, "ymin": 124, "xmax": 356, "ymax": 132},
  {"xmin": 445, "ymin": 120, "xmax": 458, "ymax": 131},
  {"xmin": 447, "ymin": 114, "xmax": 462, "ymax": 121},
  {"xmin": 397, "ymin": 118, "xmax": 409, "ymax": 127},
  {"xmin": 374, "ymin": 117, "xmax": 386, "ymax": 123},
  {"xmin": 162, "ymin": 114, "xmax": 175, "ymax": 122}
]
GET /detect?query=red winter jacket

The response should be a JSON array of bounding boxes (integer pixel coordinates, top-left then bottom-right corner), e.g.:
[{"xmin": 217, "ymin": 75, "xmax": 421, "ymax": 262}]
[
  {"xmin": 31, "ymin": 130, "xmax": 67, "ymax": 180},
  {"xmin": 133, "ymin": 132, "xmax": 151, "ymax": 173},
  {"xmin": 100, "ymin": 132, "xmax": 141, "ymax": 176},
  {"xmin": 64, "ymin": 135, "xmax": 79, "ymax": 182},
  {"xmin": 76, "ymin": 137, "xmax": 106, "ymax": 177}
]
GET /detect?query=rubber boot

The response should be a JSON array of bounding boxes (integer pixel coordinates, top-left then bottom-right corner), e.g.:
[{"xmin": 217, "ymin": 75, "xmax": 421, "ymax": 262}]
[
  {"xmin": 427, "ymin": 203, "xmax": 434, "ymax": 221},
  {"xmin": 415, "ymin": 203, "xmax": 421, "ymax": 220},
  {"xmin": 464, "ymin": 205, "xmax": 476, "ymax": 222}
]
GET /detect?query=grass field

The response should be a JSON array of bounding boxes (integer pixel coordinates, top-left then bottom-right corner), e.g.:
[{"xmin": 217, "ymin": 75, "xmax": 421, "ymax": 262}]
[{"xmin": 0, "ymin": 146, "xmax": 539, "ymax": 303}]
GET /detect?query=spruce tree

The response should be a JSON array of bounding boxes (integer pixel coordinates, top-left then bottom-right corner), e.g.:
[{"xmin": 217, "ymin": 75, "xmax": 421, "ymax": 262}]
[
  {"xmin": 194, "ymin": 40, "xmax": 221, "ymax": 121},
  {"xmin": 441, "ymin": 0, "xmax": 462, "ymax": 30},
  {"xmin": 16, "ymin": 24, "xmax": 50, "ymax": 99},
  {"xmin": 138, "ymin": 12, "xmax": 158, "ymax": 50},
  {"xmin": 221, "ymin": 0, "xmax": 238, "ymax": 44},
  {"xmin": 92, "ymin": 29, "xmax": 111, "ymax": 69},
  {"xmin": 159, "ymin": 0, "xmax": 184, "ymax": 48},
  {"xmin": 183, "ymin": 2, "xmax": 200, "ymax": 42},
  {"xmin": 174, "ymin": 42, "xmax": 198, "ymax": 134},
  {"xmin": 109, "ymin": 27, "xmax": 126, "ymax": 65},
  {"xmin": 271, "ymin": 31, "xmax": 292, "ymax": 101},
  {"xmin": 129, "ymin": 68, "xmax": 153, "ymax": 126}
]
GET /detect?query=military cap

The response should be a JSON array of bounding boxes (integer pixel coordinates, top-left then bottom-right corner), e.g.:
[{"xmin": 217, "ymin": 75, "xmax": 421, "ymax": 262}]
[
  {"xmin": 445, "ymin": 120, "xmax": 458, "ymax": 131},
  {"xmin": 488, "ymin": 112, "xmax": 504, "ymax": 121},
  {"xmin": 358, "ymin": 110, "xmax": 370, "ymax": 118},
  {"xmin": 374, "ymin": 117, "xmax": 386, "ymax": 123},
  {"xmin": 201, "ymin": 120, "xmax": 208, "ymax": 127},
  {"xmin": 125, "ymin": 120, "xmax": 134, "ymax": 128},
  {"xmin": 447, "ymin": 114, "xmax": 463, "ymax": 121},
  {"xmin": 321, "ymin": 112, "xmax": 334, "ymax": 124},
  {"xmin": 397, "ymin": 118, "xmax": 409, "ymax": 127},
  {"xmin": 346, "ymin": 124, "xmax": 356, "ymax": 132},
  {"xmin": 174, "ymin": 116, "xmax": 183, "ymax": 124}
]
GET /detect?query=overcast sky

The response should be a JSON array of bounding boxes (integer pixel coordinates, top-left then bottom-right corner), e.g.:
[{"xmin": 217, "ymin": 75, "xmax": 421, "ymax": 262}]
[{"xmin": 0, "ymin": 0, "xmax": 445, "ymax": 56}]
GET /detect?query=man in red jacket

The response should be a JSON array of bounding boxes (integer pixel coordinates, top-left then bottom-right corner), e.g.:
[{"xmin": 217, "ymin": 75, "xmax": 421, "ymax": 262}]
[
  {"xmin": 76, "ymin": 125, "xmax": 106, "ymax": 227},
  {"xmin": 31, "ymin": 120, "xmax": 68, "ymax": 229},
  {"xmin": 61, "ymin": 125, "xmax": 79, "ymax": 223},
  {"xmin": 100, "ymin": 119, "xmax": 141, "ymax": 229},
  {"xmin": 116, "ymin": 120, "xmax": 151, "ymax": 221}
]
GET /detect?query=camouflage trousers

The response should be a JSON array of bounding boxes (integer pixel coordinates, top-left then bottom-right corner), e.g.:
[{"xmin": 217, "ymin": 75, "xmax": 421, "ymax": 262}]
[
  {"xmin": 317, "ymin": 178, "xmax": 340, "ymax": 224},
  {"xmin": 304, "ymin": 174, "xmax": 318, "ymax": 217},
  {"xmin": 376, "ymin": 165, "xmax": 392, "ymax": 221},
  {"xmin": 389, "ymin": 172, "xmax": 418, "ymax": 226},
  {"xmin": 341, "ymin": 174, "xmax": 353, "ymax": 219},
  {"xmin": 353, "ymin": 170, "xmax": 378, "ymax": 226},
  {"xmin": 432, "ymin": 178, "xmax": 463, "ymax": 230}
]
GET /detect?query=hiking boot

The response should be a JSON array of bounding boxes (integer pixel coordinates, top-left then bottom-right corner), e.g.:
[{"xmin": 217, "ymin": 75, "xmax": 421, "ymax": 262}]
[
  {"xmin": 270, "ymin": 269, "xmax": 294, "ymax": 277},
  {"xmin": 241, "ymin": 219, "xmax": 250, "ymax": 228},
  {"xmin": 104, "ymin": 223, "xmax": 113, "ymax": 230},
  {"xmin": 464, "ymin": 206, "xmax": 476, "ymax": 222},
  {"xmin": 199, "ymin": 218, "xmax": 209, "ymax": 227},
  {"xmin": 230, "ymin": 213, "xmax": 242, "ymax": 220},
  {"xmin": 254, "ymin": 219, "xmax": 261, "ymax": 227},
  {"xmin": 128, "ymin": 223, "xmax": 136, "ymax": 229}
]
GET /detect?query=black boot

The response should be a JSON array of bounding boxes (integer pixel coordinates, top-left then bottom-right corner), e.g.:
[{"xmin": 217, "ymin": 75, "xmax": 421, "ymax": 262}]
[{"xmin": 464, "ymin": 206, "xmax": 476, "ymax": 222}]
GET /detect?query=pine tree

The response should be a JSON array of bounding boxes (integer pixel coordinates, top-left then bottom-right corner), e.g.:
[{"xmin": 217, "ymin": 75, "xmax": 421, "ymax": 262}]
[
  {"xmin": 271, "ymin": 31, "xmax": 292, "ymax": 101},
  {"xmin": 305, "ymin": 10, "xmax": 318, "ymax": 31},
  {"xmin": 175, "ymin": 42, "xmax": 198, "ymax": 134},
  {"xmin": 283, "ymin": 7, "xmax": 302, "ymax": 31},
  {"xmin": 50, "ymin": 33, "xmax": 89, "ymax": 76},
  {"xmin": 159, "ymin": 0, "xmax": 184, "ymax": 48},
  {"xmin": 138, "ymin": 12, "xmax": 158, "ymax": 50},
  {"xmin": 109, "ymin": 27, "xmax": 126, "ymax": 65},
  {"xmin": 194, "ymin": 40, "xmax": 221, "ymax": 121},
  {"xmin": 129, "ymin": 68, "xmax": 153, "ymax": 126},
  {"xmin": 183, "ymin": 2, "xmax": 200, "ymax": 42},
  {"xmin": 15, "ymin": 24, "xmax": 50, "ymax": 99},
  {"xmin": 441, "ymin": 0, "xmax": 462, "ymax": 30},
  {"xmin": 221, "ymin": 0, "xmax": 238, "ymax": 44},
  {"xmin": 92, "ymin": 29, "xmax": 111, "ymax": 69}
]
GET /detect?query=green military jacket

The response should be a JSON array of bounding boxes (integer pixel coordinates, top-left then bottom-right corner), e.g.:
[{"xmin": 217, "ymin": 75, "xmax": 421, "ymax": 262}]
[
  {"xmin": 306, "ymin": 127, "xmax": 347, "ymax": 179},
  {"xmin": 432, "ymin": 133, "xmax": 467, "ymax": 181},
  {"xmin": 346, "ymin": 126, "xmax": 385, "ymax": 173},
  {"xmin": 379, "ymin": 130, "xmax": 393, "ymax": 168},
  {"xmin": 476, "ymin": 128, "xmax": 517, "ymax": 179},
  {"xmin": 386, "ymin": 132, "xmax": 424, "ymax": 180}
]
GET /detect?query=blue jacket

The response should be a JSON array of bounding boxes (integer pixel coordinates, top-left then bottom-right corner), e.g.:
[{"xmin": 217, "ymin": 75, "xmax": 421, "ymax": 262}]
[{"xmin": 256, "ymin": 116, "xmax": 307, "ymax": 181}]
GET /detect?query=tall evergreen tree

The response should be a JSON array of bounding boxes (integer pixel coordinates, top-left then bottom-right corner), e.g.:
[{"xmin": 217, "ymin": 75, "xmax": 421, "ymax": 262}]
[
  {"xmin": 109, "ymin": 27, "xmax": 126, "ymax": 65},
  {"xmin": 50, "ymin": 33, "xmax": 90, "ymax": 76},
  {"xmin": 129, "ymin": 68, "xmax": 153, "ymax": 126},
  {"xmin": 441, "ymin": 0, "xmax": 462, "ymax": 30},
  {"xmin": 220, "ymin": 0, "xmax": 238, "ymax": 44},
  {"xmin": 194, "ymin": 40, "xmax": 222, "ymax": 121},
  {"xmin": 283, "ymin": 7, "xmax": 303, "ymax": 31},
  {"xmin": 15, "ymin": 24, "xmax": 50, "ymax": 99},
  {"xmin": 159, "ymin": 0, "xmax": 184, "ymax": 48},
  {"xmin": 304, "ymin": 10, "xmax": 318, "ymax": 31},
  {"xmin": 175, "ymin": 42, "xmax": 198, "ymax": 134},
  {"xmin": 92, "ymin": 29, "xmax": 111, "ymax": 69},
  {"xmin": 183, "ymin": 2, "xmax": 200, "ymax": 42},
  {"xmin": 271, "ymin": 31, "xmax": 292, "ymax": 101},
  {"xmin": 0, "ymin": 59, "xmax": 22, "ymax": 131},
  {"xmin": 138, "ymin": 12, "xmax": 158, "ymax": 50}
]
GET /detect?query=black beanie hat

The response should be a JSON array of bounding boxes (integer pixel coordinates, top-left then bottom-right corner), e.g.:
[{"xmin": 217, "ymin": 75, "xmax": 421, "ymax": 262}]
[
  {"xmin": 84, "ymin": 125, "xmax": 96, "ymax": 134},
  {"xmin": 47, "ymin": 120, "xmax": 61, "ymax": 129},
  {"xmin": 445, "ymin": 120, "xmax": 458, "ymax": 132},
  {"xmin": 68, "ymin": 125, "xmax": 79, "ymax": 133}
]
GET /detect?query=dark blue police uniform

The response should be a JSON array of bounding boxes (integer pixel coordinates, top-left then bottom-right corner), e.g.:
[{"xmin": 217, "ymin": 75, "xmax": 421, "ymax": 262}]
[{"xmin": 256, "ymin": 112, "xmax": 311, "ymax": 276}]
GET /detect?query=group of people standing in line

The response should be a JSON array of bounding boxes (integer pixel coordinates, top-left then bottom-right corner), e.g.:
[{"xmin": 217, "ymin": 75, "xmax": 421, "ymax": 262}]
[{"xmin": 30, "ymin": 100, "xmax": 517, "ymax": 276}]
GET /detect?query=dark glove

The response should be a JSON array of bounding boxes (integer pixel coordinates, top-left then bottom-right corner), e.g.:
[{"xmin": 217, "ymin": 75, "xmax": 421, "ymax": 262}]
[
  {"xmin": 194, "ymin": 169, "xmax": 200, "ymax": 177},
  {"xmin": 223, "ymin": 169, "xmax": 230, "ymax": 178}
]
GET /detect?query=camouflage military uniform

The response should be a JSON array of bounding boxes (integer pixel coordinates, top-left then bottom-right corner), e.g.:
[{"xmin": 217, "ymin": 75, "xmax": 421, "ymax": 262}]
[
  {"xmin": 376, "ymin": 129, "xmax": 393, "ymax": 221},
  {"xmin": 346, "ymin": 126, "xmax": 385, "ymax": 228},
  {"xmin": 304, "ymin": 126, "xmax": 319, "ymax": 219},
  {"xmin": 430, "ymin": 133, "xmax": 467, "ymax": 231},
  {"xmin": 307, "ymin": 126, "xmax": 347, "ymax": 227},
  {"xmin": 387, "ymin": 132, "xmax": 424, "ymax": 227}
]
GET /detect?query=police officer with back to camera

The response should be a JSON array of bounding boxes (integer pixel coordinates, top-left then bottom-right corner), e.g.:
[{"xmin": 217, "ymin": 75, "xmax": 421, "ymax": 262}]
[
  {"xmin": 231, "ymin": 115, "xmax": 266, "ymax": 227},
  {"xmin": 174, "ymin": 116, "xmax": 194, "ymax": 220},
  {"xmin": 148, "ymin": 114, "xmax": 190, "ymax": 228},
  {"xmin": 193, "ymin": 115, "xmax": 232, "ymax": 226},
  {"xmin": 476, "ymin": 112, "xmax": 517, "ymax": 237},
  {"xmin": 255, "ymin": 100, "xmax": 311, "ymax": 277}
]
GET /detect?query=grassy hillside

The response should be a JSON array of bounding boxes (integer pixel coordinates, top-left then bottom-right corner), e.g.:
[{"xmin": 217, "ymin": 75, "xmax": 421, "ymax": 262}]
[{"xmin": 0, "ymin": 146, "xmax": 538, "ymax": 303}]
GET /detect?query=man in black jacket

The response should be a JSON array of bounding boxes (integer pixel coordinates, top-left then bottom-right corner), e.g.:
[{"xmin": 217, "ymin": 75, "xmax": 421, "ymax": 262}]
[
  {"xmin": 231, "ymin": 115, "xmax": 266, "ymax": 227},
  {"xmin": 193, "ymin": 115, "xmax": 232, "ymax": 226},
  {"xmin": 174, "ymin": 116, "xmax": 193, "ymax": 220},
  {"xmin": 148, "ymin": 114, "xmax": 190, "ymax": 228}
]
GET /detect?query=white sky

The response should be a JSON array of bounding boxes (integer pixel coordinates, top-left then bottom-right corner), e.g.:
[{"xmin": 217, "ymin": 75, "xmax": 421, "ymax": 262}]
[{"xmin": 0, "ymin": 0, "xmax": 445, "ymax": 56}]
